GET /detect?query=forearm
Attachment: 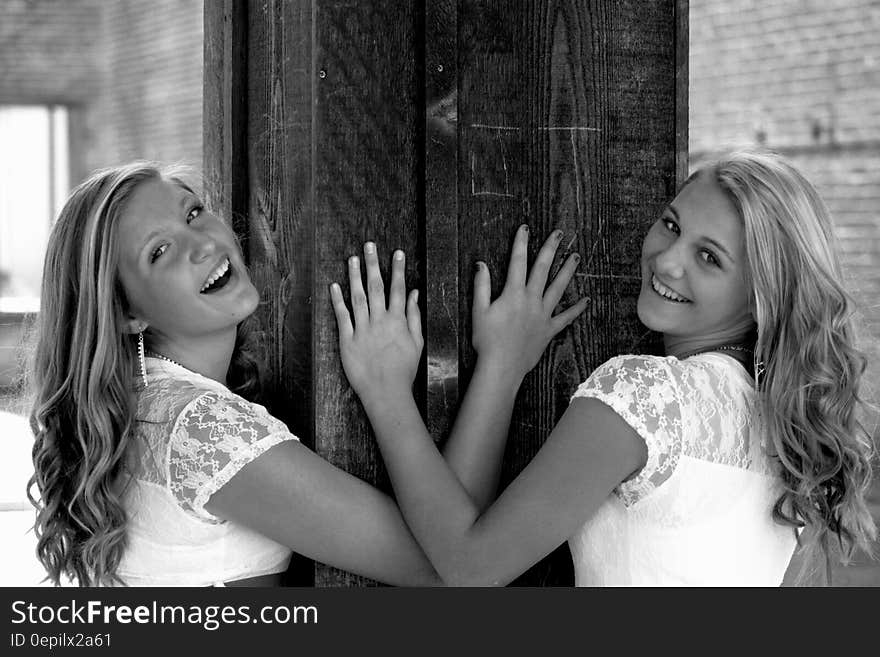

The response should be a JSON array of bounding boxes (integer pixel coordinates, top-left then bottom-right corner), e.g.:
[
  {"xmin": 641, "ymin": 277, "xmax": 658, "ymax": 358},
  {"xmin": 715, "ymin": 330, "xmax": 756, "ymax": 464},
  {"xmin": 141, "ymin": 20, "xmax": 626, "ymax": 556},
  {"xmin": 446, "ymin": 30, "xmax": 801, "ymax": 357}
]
[
  {"xmin": 442, "ymin": 356, "xmax": 523, "ymax": 509},
  {"xmin": 362, "ymin": 390, "xmax": 487, "ymax": 585}
]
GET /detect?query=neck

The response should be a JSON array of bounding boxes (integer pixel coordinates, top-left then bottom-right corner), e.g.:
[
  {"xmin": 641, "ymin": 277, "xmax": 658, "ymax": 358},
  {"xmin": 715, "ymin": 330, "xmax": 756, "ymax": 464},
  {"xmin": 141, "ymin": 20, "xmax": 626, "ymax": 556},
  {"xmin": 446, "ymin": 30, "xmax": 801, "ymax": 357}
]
[
  {"xmin": 663, "ymin": 321, "xmax": 756, "ymax": 360},
  {"xmin": 146, "ymin": 328, "xmax": 237, "ymax": 386}
]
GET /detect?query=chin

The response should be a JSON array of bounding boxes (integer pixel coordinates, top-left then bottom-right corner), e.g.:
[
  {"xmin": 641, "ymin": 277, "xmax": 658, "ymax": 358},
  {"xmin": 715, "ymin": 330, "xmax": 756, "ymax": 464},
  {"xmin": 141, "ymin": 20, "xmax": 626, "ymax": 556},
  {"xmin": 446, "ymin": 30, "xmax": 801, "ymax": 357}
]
[
  {"xmin": 636, "ymin": 291, "xmax": 663, "ymax": 332},
  {"xmin": 239, "ymin": 285, "xmax": 261, "ymax": 317}
]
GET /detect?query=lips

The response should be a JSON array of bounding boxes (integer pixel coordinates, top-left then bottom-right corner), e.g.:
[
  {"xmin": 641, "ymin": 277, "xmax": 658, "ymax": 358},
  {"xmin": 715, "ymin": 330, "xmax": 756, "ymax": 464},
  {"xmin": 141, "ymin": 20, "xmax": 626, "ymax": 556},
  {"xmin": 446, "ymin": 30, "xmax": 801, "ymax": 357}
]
[
  {"xmin": 650, "ymin": 274, "xmax": 691, "ymax": 303},
  {"xmin": 200, "ymin": 256, "xmax": 233, "ymax": 294}
]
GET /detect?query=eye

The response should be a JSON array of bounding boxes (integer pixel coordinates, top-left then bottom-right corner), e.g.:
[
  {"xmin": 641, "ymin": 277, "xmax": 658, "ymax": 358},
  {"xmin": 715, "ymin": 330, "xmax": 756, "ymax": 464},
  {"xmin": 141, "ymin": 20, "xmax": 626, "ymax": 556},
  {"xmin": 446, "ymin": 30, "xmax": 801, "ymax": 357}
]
[
  {"xmin": 700, "ymin": 250, "xmax": 720, "ymax": 267},
  {"xmin": 662, "ymin": 217, "xmax": 680, "ymax": 234},
  {"xmin": 186, "ymin": 204, "xmax": 204, "ymax": 224},
  {"xmin": 150, "ymin": 243, "xmax": 169, "ymax": 263}
]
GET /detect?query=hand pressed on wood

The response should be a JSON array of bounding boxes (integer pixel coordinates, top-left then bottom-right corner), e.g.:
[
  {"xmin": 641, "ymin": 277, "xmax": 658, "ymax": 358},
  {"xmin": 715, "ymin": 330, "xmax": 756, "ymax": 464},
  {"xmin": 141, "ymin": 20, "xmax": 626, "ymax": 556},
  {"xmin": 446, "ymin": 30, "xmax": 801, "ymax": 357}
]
[
  {"xmin": 331, "ymin": 242, "xmax": 423, "ymax": 401},
  {"xmin": 472, "ymin": 224, "xmax": 589, "ymax": 382}
]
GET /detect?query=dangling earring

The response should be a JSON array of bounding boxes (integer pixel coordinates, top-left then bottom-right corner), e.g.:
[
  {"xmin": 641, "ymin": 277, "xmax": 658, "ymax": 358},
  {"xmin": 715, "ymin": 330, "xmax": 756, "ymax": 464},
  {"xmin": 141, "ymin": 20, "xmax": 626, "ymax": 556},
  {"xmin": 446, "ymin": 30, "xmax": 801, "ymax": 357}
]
[{"xmin": 138, "ymin": 331, "xmax": 148, "ymax": 388}]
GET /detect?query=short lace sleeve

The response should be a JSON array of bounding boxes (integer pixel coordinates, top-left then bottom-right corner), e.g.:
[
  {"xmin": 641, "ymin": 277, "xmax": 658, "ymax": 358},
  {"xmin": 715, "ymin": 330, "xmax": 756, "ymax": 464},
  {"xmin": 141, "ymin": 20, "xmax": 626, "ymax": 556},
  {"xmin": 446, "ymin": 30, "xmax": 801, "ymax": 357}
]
[
  {"xmin": 570, "ymin": 355, "xmax": 683, "ymax": 506},
  {"xmin": 168, "ymin": 392, "xmax": 299, "ymax": 522}
]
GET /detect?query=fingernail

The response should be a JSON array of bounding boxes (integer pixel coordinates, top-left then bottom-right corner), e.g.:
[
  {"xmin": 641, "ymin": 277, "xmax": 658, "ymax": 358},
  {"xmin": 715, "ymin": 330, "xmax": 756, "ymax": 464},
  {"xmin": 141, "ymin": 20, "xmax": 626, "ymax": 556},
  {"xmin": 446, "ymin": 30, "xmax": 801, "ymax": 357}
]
[
  {"xmin": 522, "ymin": 224, "xmax": 529, "ymax": 233},
  {"xmin": 365, "ymin": 242, "xmax": 375, "ymax": 254},
  {"xmin": 474, "ymin": 261, "xmax": 482, "ymax": 272},
  {"xmin": 573, "ymin": 253, "xmax": 581, "ymax": 262},
  {"xmin": 555, "ymin": 230, "xmax": 564, "ymax": 240},
  {"xmin": 330, "ymin": 282, "xmax": 340, "ymax": 294},
  {"xmin": 414, "ymin": 290, "xmax": 419, "ymax": 303},
  {"xmin": 350, "ymin": 256, "xmax": 359, "ymax": 267},
  {"xmin": 394, "ymin": 249, "xmax": 404, "ymax": 260}
]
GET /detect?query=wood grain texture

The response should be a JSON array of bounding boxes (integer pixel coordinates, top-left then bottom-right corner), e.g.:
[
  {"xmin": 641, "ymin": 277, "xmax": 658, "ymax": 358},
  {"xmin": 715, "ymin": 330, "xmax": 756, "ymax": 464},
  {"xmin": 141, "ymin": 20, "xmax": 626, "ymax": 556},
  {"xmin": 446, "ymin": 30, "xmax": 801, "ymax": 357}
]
[
  {"xmin": 675, "ymin": 0, "xmax": 689, "ymax": 187},
  {"xmin": 312, "ymin": 0, "xmax": 423, "ymax": 587},
  {"xmin": 203, "ymin": 0, "xmax": 248, "ymax": 237},
  {"xmin": 425, "ymin": 0, "xmax": 460, "ymax": 441},
  {"xmin": 204, "ymin": 0, "xmax": 680, "ymax": 588},
  {"xmin": 245, "ymin": 0, "xmax": 316, "ymax": 585},
  {"xmin": 457, "ymin": 0, "xmax": 674, "ymax": 585}
]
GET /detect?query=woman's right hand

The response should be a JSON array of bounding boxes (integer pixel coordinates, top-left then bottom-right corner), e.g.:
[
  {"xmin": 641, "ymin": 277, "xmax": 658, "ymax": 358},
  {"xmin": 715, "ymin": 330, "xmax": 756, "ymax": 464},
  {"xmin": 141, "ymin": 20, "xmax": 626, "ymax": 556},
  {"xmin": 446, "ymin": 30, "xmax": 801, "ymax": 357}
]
[
  {"xmin": 472, "ymin": 225, "xmax": 588, "ymax": 382},
  {"xmin": 330, "ymin": 242, "xmax": 423, "ymax": 403}
]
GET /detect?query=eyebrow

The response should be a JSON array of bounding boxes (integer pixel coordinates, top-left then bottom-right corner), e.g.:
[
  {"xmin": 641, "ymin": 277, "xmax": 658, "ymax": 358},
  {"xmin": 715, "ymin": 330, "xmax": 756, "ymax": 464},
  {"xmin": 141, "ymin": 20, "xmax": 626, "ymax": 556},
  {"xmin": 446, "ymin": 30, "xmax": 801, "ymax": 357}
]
[
  {"xmin": 137, "ymin": 191, "xmax": 195, "ymax": 258},
  {"xmin": 663, "ymin": 203, "xmax": 735, "ymax": 262}
]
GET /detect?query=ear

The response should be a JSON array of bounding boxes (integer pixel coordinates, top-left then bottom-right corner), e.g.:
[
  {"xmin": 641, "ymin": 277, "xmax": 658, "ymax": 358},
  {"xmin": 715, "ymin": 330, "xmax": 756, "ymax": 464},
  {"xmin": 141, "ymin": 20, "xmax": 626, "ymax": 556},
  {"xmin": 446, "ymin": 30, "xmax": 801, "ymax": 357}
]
[{"xmin": 120, "ymin": 313, "xmax": 148, "ymax": 335}]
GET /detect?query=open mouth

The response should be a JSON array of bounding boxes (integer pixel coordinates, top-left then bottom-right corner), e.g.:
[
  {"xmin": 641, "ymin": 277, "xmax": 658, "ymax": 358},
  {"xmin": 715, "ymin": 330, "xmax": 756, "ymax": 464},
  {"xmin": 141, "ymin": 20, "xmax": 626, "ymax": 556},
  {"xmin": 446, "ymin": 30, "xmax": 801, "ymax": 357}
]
[
  {"xmin": 650, "ymin": 274, "xmax": 691, "ymax": 303},
  {"xmin": 200, "ymin": 256, "xmax": 234, "ymax": 294}
]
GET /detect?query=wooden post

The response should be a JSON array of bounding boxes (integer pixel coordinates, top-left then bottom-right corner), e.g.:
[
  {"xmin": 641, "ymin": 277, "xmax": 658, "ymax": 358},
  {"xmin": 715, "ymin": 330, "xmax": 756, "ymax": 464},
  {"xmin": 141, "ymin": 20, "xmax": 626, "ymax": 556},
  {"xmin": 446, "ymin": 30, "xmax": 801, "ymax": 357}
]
[{"xmin": 204, "ymin": 0, "xmax": 685, "ymax": 587}]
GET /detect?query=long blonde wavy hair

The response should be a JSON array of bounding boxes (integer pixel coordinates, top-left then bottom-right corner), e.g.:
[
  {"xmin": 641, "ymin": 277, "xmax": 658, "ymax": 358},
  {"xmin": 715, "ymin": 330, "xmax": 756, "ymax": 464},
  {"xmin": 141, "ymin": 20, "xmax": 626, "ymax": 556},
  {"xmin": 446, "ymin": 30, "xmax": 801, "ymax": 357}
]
[
  {"xmin": 708, "ymin": 150, "xmax": 876, "ymax": 578},
  {"xmin": 27, "ymin": 162, "xmax": 263, "ymax": 586}
]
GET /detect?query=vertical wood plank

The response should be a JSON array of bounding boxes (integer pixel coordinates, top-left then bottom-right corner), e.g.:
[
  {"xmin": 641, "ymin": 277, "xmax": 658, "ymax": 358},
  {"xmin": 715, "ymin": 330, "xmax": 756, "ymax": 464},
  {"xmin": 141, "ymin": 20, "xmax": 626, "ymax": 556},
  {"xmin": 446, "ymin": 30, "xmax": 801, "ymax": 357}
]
[
  {"xmin": 203, "ymin": 0, "xmax": 248, "ymax": 236},
  {"xmin": 457, "ymin": 0, "xmax": 675, "ymax": 585},
  {"xmin": 425, "ymin": 0, "xmax": 460, "ymax": 440},
  {"xmin": 312, "ymin": 0, "xmax": 423, "ymax": 587},
  {"xmin": 245, "ymin": 0, "xmax": 316, "ymax": 585},
  {"xmin": 675, "ymin": 0, "xmax": 690, "ymax": 186}
]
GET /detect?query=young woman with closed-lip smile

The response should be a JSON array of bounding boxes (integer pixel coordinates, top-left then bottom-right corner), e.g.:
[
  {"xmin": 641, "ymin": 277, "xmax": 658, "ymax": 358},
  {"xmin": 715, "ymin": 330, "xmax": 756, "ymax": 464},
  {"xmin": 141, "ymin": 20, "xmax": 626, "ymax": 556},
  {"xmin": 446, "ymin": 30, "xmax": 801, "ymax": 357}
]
[{"xmin": 333, "ymin": 150, "xmax": 876, "ymax": 586}]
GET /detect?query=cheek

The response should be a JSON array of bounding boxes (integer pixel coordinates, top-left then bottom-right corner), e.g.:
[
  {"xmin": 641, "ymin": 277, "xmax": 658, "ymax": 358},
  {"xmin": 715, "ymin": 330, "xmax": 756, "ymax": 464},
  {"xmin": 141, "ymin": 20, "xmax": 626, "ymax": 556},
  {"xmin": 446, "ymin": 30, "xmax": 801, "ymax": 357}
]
[
  {"xmin": 641, "ymin": 225, "xmax": 669, "ymax": 260},
  {"xmin": 704, "ymin": 274, "xmax": 750, "ymax": 317},
  {"xmin": 117, "ymin": 266, "xmax": 147, "ymax": 317}
]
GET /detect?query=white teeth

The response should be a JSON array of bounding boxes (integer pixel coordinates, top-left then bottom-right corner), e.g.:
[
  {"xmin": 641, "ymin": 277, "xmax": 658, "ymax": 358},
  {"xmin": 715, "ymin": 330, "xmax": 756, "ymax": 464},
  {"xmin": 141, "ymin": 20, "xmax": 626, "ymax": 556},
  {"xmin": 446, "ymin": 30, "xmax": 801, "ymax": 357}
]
[
  {"xmin": 200, "ymin": 257, "xmax": 230, "ymax": 292},
  {"xmin": 651, "ymin": 275, "xmax": 689, "ymax": 302}
]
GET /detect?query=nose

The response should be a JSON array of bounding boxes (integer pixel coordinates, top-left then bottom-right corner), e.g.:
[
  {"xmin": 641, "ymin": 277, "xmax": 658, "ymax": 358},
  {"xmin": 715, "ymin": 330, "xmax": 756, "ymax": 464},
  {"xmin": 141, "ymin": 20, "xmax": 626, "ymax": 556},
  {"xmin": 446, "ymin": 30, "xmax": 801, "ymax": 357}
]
[
  {"xmin": 187, "ymin": 231, "xmax": 220, "ymax": 264},
  {"xmin": 653, "ymin": 240, "xmax": 685, "ymax": 279}
]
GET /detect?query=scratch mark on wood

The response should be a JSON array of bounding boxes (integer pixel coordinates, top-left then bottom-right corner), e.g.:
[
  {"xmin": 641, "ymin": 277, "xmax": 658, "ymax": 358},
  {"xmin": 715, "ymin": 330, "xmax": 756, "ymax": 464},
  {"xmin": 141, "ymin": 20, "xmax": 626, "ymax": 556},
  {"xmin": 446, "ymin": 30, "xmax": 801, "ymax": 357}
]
[
  {"xmin": 470, "ymin": 150, "xmax": 476, "ymax": 196},
  {"xmin": 470, "ymin": 123, "xmax": 521, "ymax": 131},
  {"xmin": 537, "ymin": 126, "xmax": 602, "ymax": 132},
  {"xmin": 469, "ymin": 124, "xmax": 601, "ymax": 132},
  {"xmin": 570, "ymin": 130, "xmax": 581, "ymax": 218},
  {"xmin": 470, "ymin": 149, "xmax": 514, "ymax": 198},
  {"xmin": 497, "ymin": 130, "xmax": 510, "ymax": 197}
]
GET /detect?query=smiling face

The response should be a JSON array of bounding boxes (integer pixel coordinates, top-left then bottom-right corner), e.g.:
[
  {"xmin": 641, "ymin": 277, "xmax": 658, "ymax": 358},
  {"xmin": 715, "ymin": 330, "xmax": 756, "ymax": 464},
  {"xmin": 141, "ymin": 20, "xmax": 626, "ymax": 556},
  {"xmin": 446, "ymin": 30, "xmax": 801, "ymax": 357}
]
[
  {"xmin": 637, "ymin": 171, "xmax": 755, "ymax": 350},
  {"xmin": 116, "ymin": 176, "xmax": 259, "ymax": 347}
]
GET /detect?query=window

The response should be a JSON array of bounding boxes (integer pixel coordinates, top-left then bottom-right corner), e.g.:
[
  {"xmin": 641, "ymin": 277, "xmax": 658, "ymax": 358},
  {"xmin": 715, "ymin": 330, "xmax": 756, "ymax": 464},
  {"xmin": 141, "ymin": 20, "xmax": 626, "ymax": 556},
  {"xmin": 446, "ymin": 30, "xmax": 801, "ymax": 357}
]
[{"xmin": 0, "ymin": 105, "xmax": 69, "ymax": 313}]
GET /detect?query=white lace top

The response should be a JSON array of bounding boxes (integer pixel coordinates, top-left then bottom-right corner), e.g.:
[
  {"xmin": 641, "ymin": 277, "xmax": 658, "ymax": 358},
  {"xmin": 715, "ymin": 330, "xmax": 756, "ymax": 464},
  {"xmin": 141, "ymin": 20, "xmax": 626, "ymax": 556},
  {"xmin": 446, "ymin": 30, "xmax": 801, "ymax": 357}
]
[
  {"xmin": 116, "ymin": 357, "xmax": 296, "ymax": 586},
  {"xmin": 568, "ymin": 353, "xmax": 797, "ymax": 586}
]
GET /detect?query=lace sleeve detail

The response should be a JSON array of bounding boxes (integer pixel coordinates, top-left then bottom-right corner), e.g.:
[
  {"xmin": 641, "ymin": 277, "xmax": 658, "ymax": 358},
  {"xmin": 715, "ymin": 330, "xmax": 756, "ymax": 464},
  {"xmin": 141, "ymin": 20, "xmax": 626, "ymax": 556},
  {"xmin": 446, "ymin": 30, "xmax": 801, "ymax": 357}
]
[
  {"xmin": 570, "ymin": 355, "xmax": 683, "ymax": 506},
  {"xmin": 168, "ymin": 392, "xmax": 300, "ymax": 522}
]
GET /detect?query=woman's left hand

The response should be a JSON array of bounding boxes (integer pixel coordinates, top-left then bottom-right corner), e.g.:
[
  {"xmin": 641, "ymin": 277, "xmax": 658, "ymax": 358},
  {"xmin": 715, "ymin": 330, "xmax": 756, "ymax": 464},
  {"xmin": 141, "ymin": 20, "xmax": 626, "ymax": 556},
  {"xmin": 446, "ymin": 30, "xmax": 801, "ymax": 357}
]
[
  {"xmin": 472, "ymin": 225, "xmax": 589, "ymax": 383},
  {"xmin": 330, "ymin": 242, "xmax": 423, "ymax": 402}
]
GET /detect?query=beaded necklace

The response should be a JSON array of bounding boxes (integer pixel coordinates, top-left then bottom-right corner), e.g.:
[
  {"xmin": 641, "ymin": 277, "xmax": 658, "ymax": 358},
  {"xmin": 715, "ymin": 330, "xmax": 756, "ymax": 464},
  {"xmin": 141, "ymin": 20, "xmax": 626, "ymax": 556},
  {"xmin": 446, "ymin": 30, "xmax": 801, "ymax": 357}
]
[
  {"xmin": 678, "ymin": 344, "xmax": 753, "ymax": 360},
  {"xmin": 145, "ymin": 350, "xmax": 187, "ymax": 370}
]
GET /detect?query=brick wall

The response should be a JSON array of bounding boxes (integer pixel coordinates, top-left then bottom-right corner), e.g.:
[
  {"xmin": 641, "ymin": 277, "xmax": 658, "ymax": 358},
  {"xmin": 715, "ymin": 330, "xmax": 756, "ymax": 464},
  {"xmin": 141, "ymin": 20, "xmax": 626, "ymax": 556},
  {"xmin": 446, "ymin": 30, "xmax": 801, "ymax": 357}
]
[
  {"xmin": 690, "ymin": 0, "xmax": 880, "ymax": 394},
  {"xmin": 690, "ymin": 0, "xmax": 880, "ymax": 152},
  {"xmin": 0, "ymin": 0, "xmax": 103, "ymax": 103},
  {"xmin": 99, "ymin": 0, "xmax": 203, "ymax": 170},
  {"xmin": 0, "ymin": 0, "xmax": 203, "ymax": 181},
  {"xmin": 0, "ymin": 0, "xmax": 104, "ymax": 184}
]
